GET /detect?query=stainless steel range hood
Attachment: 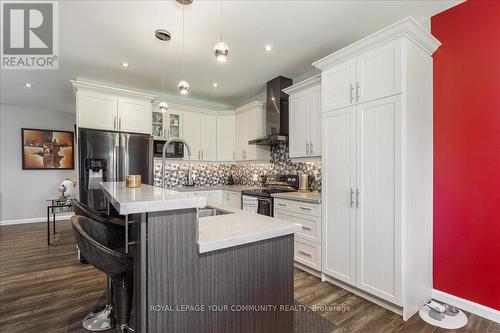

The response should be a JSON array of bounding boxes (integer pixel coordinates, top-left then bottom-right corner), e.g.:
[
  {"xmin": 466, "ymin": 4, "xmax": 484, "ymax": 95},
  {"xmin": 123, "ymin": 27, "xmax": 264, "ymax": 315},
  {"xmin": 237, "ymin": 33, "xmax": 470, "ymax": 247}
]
[{"xmin": 249, "ymin": 76, "xmax": 292, "ymax": 146}]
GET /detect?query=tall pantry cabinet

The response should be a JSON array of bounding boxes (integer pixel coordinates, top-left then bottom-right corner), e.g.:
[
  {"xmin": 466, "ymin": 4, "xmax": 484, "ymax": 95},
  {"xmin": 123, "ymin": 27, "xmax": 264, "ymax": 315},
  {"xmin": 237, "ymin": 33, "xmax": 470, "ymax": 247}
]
[{"xmin": 313, "ymin": 17, "xmax": 440, "ymax": 320}]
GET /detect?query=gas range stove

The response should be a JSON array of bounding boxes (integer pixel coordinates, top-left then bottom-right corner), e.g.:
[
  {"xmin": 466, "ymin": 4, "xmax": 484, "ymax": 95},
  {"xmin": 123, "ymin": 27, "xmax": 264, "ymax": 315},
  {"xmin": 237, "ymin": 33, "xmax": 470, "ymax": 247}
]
[
  {"xmin": 241, "ymin": 186, "xmax": 297, "ymax": 197},
  {"xmin": 241, "ymin": 175, "xmax": 299, "ymax": 197},
  {"xmin": 241, "ymin": 175, "xmax": 298, "ymax": 217}
]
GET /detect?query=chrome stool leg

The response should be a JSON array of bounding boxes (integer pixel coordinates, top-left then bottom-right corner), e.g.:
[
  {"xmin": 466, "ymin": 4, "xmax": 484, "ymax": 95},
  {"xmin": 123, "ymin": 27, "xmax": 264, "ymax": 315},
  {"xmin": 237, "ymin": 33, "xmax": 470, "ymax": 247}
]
[{"xmin": 83, "ymin": 276, "xmax": 115, "ymax": 331}]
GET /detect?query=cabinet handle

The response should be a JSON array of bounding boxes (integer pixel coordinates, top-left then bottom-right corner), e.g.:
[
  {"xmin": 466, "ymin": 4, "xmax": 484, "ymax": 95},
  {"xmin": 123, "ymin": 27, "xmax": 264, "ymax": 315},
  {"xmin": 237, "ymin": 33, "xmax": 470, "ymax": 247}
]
[
  {"xmin": 356, "ymin": 82, "xmax": 360, "ymax": 102},
  {"xmin": 298, "ymin": 250, "xmax": 312, "ymax": 257},
  {"xmin": 356, "ymin": 188, "xmax": 360, "ymax": 208},
  {"xmin": 277, "ymin": 203, "xmax": 287, "ymax": 207},
  {"xmin": 350, "ymin": 84, "xmax": 354, "ymax": 103},
  {"xmin": 302, "ymin": 226, "xmax": 312, "ymax": 231},
  {"xmin": 114, "ymin": 116, "xmax": 117, "ymax": 130},
  {"xmin": 202, "ymin": 150, "xmax": 204, "ymax": 160},
  {"xmin": 310, "ymin": 142, "xmax": 313, "ymax": 154},
  {"xmin": 299, "ymin": 206, "xmax": 312, "ymax": 211},
  {"xmin": 350, "ymin": 188, "xmax": 354, "ymax": 207},
  {"xmin": 306, "ymin": 142, "xmax": 310, "ymax": 155},
  {"xmin": 119, "ymin": 116, "xmax": 122, "ymax": 130}
]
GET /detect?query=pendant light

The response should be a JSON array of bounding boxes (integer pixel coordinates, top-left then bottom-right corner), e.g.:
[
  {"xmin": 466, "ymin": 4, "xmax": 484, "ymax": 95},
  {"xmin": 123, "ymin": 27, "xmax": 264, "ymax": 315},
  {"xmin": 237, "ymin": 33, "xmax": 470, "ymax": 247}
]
[
  {"xmin": 178, "ymin": 1, "xmax": 190, "ymax": 95},
  {"xmin": 213, "ymin": 0, "xmax": 229, "ymax": 62},
  {"xmin": 155, "ymin": 29, "xmax": 171, "ymax": 112}
]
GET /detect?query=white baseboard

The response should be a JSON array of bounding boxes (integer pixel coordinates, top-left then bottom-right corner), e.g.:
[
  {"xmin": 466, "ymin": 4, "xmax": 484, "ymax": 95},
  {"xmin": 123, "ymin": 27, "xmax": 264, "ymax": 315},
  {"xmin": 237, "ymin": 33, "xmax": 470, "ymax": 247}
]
[
  {"xmin": 432, "ymin": 289, "xmax": 500, "ymax": 323},
  {"xmin": 0, "ymin": 213, "xmax": 74, "ymax": 226}
]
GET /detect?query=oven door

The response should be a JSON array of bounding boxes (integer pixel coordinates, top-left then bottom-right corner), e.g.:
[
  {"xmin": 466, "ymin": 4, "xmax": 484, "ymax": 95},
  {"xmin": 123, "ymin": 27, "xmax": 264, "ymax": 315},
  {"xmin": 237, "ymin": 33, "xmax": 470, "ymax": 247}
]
[{"xmin": 257, "ymin": 197, "xmax": 273, "ymax": 217}]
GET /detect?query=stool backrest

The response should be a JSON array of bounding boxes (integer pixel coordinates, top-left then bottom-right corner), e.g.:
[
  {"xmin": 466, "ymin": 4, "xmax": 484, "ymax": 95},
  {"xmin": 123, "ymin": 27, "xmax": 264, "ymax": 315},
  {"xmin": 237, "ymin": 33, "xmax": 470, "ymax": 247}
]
[
  {"xmin": 72, "ymin": 201, "xmax": 109, "ymax": 224},
  {"xmin": 71, "ymin": 215, "xmax": 132, "ymax": 275}
]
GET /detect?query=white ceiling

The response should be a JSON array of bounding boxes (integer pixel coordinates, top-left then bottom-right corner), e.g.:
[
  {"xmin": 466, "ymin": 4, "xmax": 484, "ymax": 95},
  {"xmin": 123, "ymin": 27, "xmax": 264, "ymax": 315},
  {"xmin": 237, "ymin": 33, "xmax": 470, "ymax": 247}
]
[{"xmin": 0, "ymin": 0, "xmax": 461, "ymax": 113}]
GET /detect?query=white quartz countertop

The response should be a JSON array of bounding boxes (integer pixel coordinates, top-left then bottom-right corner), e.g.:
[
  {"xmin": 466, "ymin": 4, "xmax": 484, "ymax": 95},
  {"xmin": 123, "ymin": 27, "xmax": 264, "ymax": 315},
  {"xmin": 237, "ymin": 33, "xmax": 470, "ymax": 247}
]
[
  {"xmin": 198, "ymin": 205, "xmax": 302, "ymax": 253},
  {"xmin": 100, "ymin": 182, "xmax": 206, "ymax": 215},
  {"xmin": 271, "ymin": 191, "xmax": 322, "ymax": 204}
]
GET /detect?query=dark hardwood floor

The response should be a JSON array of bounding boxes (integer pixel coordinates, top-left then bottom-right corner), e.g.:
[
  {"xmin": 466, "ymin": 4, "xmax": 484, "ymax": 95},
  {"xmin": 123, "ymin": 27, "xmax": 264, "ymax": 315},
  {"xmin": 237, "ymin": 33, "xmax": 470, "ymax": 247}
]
[{"xmin": 0, "ymin": 221, "xmax": 498, "ymax": 332}]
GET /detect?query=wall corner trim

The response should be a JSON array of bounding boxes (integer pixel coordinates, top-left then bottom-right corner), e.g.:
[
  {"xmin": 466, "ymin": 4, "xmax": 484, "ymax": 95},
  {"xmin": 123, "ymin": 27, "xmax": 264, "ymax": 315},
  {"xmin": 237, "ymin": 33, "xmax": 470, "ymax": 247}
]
[
  {"xmin": 0, "ymin": 213, "xmax": 75, "ymax": 226},
  {"xmin": 432, "ymin": 289, "xmax": 500, "ymax": 323}
]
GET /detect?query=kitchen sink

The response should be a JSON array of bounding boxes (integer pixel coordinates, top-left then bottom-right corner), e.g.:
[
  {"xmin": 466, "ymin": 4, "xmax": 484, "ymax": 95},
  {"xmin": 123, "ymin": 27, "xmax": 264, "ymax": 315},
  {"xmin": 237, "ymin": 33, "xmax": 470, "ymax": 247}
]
[{"xmin": 198, "ymin": 207, "xmax": 233, "ymax": 218}]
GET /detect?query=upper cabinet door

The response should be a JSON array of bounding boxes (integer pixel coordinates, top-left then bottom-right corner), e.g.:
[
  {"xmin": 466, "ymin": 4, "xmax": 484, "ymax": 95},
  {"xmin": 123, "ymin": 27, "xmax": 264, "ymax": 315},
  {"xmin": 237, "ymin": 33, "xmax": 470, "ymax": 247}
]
[
  {"xmin": 309, "ymin": 85, "xmax": 322, "ymax": 157},
  {"xmin": 200, "ymin": 115, "xmax": 217, "ymax": 161},
  {"xmin": 182, "ymin": 112, "xmax": 201, "ymax": 161},
  {"xmin": 235, "ymin": 112, "xmax": 248, "ymax": 160},
  {"xmin": 322, "ymin": 58, "xmax": 356, "ymax": 111},
  {"xmin": 356, "ymin": 39, "xmax": 403, "ymax": 104},
  {"xmin": 356, "ymin": 94, "xmax": 402, "ymax": 304},
  {"xmin": 289, "ymin": 91, "xmax": 310, "ymax": 158},
  {"xmin": 117, "ymin": 97, "xmax": 152, "ymax": 135},
  {"xmin": 217, "ymin": 115, "xmax": 236, "ymax": 161},
  {"xmin": 78, "ymin": 90, "xmax": 117, "ymax": 131}
]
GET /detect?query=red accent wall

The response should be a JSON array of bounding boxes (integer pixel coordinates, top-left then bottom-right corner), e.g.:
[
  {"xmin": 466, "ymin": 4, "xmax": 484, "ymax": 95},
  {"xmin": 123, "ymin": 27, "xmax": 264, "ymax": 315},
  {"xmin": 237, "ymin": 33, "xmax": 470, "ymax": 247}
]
[{"xmin": 432, "ymin": 0, "xmax": 500, "ymax": 311}]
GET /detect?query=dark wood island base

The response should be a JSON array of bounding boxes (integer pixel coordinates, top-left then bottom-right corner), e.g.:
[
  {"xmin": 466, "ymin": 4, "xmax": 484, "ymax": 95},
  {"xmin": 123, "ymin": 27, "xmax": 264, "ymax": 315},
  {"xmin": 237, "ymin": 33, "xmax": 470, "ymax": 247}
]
[{"xmin": 135, "ymin": 209, "xmax": 295, "ymax": 333}]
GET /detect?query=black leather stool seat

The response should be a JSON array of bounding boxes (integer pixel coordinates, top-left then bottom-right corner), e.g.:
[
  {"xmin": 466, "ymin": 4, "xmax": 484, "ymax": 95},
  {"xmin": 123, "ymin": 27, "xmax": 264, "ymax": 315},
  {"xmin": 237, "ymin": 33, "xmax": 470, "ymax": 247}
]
[{"xmin": 71, "ymin": 216, "xmax": 133, "ymax": 333}]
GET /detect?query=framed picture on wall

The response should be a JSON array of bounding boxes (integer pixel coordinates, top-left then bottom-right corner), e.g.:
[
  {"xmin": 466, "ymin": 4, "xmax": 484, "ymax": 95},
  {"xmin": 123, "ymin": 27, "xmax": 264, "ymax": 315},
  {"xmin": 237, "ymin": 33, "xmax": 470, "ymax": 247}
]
[{"xmin": 21, "ymin": 128, "xmax": 74, "ymax": 170}]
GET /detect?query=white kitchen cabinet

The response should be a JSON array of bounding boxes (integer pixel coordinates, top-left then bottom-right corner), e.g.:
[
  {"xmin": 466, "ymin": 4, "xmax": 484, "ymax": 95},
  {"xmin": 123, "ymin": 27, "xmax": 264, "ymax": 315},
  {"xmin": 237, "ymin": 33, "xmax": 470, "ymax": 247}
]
[
  {"xmin": 182, "ymin": 112, "xmax": 217, "ymax": 161},
  {"xmin": 117, "ymin": 97, "xmax": 152, "ymax": 134},
  {"xmin": 356, "ymin": 39, "xmax": 402, "ymax": 104},
  {"xmin": 356, "ymin": 95, "xmax": 402, "ymax": 304},
  {"xmin": 283, "ymin": 75, "xmax": 322, "ymax": 158},
  {"xmin": 165, "ymin": 110, "xmax": 183, "ymax": 140},
  {"xmin": 274, "ymin": 198, "xmax": 322, "ymax": 276},
  {"xmin": 322, "ymin": 106, "xmax": 357, "ymax": 285},
  {"xmin": 322, "ymin": 59, "xmax": 356, "ymax": 111},
  {"xmin": 182, "ymin": 112, "xmax": 202, "ymax": 161},
  {"xmin": 319, "ymin": 37, "xmax": 403, "ymax": 112},
  {"xmin": 208, "ymin": 190, "xmax": 223, "ymax": 205},
  {"xmin": 235, "ymin": 102, "xmax": 269, "ymax": 161},
  {"xmin": 223, "ymin": 191, "xmax": 241, "ymax": 209},
  {"xmin": 77, "ymin": 89, "xmax": 117, "ymax": 131},
  {"xmin": 314, "ymin": 17, "xmax": 439, "ymax": 320},
  {"xmin": 200, "ymin": 115, "xmax": 217, "ymax": 161},
  {"xmin": 72, "ymin": 81, "xmax": 155, "ymax": 134},
  {"xmin": 288, "ymin": 92, "xmax": 309, "ymax": 157},
  {"xmin": 217, "ymin": 115, "xmax": 236, "ymax": 161}
]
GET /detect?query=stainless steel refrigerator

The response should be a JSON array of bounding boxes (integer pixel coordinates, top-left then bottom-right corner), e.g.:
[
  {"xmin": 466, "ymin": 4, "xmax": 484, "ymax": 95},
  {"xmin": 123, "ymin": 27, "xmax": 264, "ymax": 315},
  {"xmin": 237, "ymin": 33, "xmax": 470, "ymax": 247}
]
[{"xmin": 78, "ymin": 128, "xmax": 153, "ymax": 211}]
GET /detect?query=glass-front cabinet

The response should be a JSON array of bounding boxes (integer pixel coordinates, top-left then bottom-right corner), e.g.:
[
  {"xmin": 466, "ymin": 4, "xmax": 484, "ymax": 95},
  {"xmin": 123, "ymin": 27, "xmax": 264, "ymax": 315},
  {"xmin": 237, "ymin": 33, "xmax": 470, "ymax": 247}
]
[
  {"xmin": 152, "ymin": 103, "xmax": 182, "ymax": 140},
  {"xmin": 166, "ymin": 113, "xmax": 181, "ymax": 139},
  {"xmin": 152, "ymin": 110, "xmax": 165, "ymax": 139}
]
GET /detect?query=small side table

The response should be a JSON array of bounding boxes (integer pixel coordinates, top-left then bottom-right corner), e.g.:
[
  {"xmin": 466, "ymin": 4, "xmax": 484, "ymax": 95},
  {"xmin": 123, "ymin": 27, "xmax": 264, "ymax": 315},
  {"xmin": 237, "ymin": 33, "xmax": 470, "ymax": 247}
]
[{"xmin": 46, "ymin": 198, "xmax": 75, "ymax": 245}]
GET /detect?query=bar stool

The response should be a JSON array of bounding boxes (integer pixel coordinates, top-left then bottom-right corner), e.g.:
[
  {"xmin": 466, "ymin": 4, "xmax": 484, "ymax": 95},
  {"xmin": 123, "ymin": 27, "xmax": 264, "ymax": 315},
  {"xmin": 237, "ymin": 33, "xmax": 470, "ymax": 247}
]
[
  {"xmin": 71, "ymin": 215, "xmax": 133, "ymax": 333},
  {"xmin": 72, "ymin": 201, "xmax": 126, "ymax": 331}
]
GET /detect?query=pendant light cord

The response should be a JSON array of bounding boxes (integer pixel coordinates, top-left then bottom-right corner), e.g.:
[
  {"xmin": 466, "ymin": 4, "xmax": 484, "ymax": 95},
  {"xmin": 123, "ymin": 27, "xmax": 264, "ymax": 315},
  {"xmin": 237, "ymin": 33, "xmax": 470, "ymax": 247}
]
[
  {"xmin": 182, "ymin": 3, "xmax": 185, "ymax": 77},
  {"xmin": 162, "ymin": 41, "xmax": 165, "ymax": 99},
  {"xmin": 220, "ymin": 0, "xmax": 223, "ymax": 41}
]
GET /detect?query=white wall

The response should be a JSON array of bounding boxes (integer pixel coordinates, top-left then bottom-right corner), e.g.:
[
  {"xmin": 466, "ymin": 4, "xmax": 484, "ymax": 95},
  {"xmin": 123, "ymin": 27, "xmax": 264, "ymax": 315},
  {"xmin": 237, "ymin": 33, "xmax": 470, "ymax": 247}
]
[{"xmin": 0, "ymin": 104, "xmax": 77, "ymax": 223}]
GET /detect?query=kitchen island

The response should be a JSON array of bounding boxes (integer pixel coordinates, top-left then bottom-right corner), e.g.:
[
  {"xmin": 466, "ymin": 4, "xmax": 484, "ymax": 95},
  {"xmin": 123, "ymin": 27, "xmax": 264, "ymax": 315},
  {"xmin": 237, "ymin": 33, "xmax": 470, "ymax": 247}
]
[{"xmin": 99, "ymin": 182, "xmax": 301, "ymax": 333}]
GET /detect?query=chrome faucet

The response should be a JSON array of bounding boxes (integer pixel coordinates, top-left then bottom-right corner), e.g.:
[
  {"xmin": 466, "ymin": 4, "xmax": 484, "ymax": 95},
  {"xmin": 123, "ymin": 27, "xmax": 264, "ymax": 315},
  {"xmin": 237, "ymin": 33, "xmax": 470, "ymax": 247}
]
[{"xmin": 161, "ymin": 138, "xmax": 193, "ymax": 188}]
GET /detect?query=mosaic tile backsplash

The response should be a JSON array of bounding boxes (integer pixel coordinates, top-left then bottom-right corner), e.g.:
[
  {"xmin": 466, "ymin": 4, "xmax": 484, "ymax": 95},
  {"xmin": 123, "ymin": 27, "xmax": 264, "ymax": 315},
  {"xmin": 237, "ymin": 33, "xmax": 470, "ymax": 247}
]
[{"xmin": 154, "ymin": 144, "xmax": 322, "ymax": 191}]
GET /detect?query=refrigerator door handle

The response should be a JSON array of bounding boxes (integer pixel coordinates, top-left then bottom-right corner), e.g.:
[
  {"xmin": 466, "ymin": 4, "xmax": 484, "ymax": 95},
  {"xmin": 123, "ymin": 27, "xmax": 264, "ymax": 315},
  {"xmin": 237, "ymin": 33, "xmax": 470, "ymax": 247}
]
[{"xmin": 124, "ymin": 134, "xmax": 129, "ymax": 177}]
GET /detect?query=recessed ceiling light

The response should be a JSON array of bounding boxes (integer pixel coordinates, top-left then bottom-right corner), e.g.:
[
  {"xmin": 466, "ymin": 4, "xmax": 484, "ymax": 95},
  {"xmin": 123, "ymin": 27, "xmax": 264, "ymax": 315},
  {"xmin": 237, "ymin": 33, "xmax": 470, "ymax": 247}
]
[
  {"xmin": 265, "ymin": 45, "xmax": 272, "ymax": 52},
  {"xmin": 213, "ymin": 82, "xmax": 218, "ymax": 88},
  {"xmin": 121, "ymin": 62, "xmax": 129, "ymax": 68},
  {"xmin": 25, "ymin": 83, "xmax": 33, "ymax": 88}
]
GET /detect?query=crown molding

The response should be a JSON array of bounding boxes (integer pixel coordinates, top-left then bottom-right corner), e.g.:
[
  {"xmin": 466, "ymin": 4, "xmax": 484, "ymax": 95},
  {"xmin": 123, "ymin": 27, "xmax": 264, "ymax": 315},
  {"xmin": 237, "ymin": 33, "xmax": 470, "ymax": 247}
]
[
  {"xmin": 70, "ymin": 80, "xmax": 157, "ymax": 101},
  {"xmin": 313, "ymin": 16, "xmax": 441, "ymax": 70},
  {"xmin": 233, "ymin": 101, "xmax": 265, "ymax": 114},
  {"xmin": 282, "ymin": 74, "xmax": 321, "ymax": 95}
]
